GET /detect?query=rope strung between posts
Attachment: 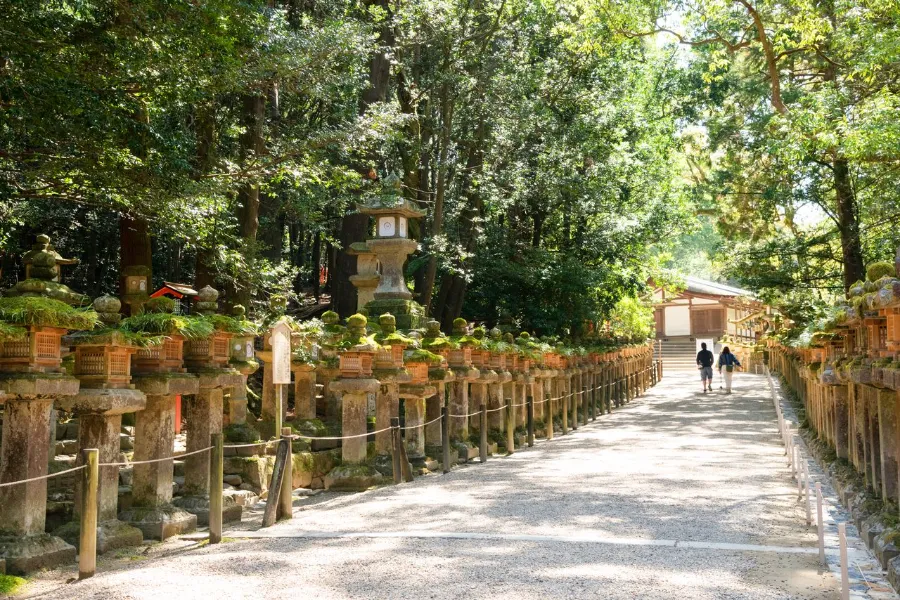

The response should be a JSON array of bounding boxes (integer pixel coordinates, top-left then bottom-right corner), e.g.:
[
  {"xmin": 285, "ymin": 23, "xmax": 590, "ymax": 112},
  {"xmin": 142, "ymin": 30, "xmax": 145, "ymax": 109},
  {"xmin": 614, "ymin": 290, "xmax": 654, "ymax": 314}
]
[
  {"xmin": 100, "ymin": 445, "xmax": 214, "ymax": 467},
  {"xmin": 485, "ymin": 404, "xmax": 509, "ymax": 413},
  {"xmin": 400, "ymin": 414, "xmax": 444, "ymax": 430},
  {"xmin": 290, "ymin": 426, "xmax": 393, "ymax": 441},
  {"xmin": 0, "ymin": 464, "xmax": 86, "ymax": 489},
  {"xmin": 449, "ymin": 410, "xmax": 481, "ymax": 419}
]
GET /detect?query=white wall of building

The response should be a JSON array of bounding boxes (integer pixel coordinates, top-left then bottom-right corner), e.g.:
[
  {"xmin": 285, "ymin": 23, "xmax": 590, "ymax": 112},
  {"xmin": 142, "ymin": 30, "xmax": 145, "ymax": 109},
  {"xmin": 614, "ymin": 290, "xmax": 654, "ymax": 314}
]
[{"xmin": 665, "ymin": 305, "xmax": 691, "ymax": 336}]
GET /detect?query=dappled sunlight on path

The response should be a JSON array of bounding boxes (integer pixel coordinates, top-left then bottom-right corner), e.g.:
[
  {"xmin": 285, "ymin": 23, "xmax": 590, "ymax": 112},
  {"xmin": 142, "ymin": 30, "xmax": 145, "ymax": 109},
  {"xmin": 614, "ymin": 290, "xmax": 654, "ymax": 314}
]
[{"xmin": 30, "ymin": 372, "xmax": 841, "ymax": 600}]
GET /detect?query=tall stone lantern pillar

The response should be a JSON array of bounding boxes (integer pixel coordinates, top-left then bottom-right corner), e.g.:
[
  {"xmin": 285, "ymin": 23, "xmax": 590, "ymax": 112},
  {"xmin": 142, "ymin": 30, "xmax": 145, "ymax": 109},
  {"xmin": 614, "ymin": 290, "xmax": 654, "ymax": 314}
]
[
  {"xmin": 53, "ymin": 295, "xmax": 147, "ymax": 553},
  {"xmin": 0, "ymin": 234, "xmax": 91, "ymax": 573},
  {"xmin": 359, "ymin": 174, "xmax": 426, "ymax": 330},
  {"xmin": 347, "ymin": 242, "xmax": 380, "ymax": 313}
]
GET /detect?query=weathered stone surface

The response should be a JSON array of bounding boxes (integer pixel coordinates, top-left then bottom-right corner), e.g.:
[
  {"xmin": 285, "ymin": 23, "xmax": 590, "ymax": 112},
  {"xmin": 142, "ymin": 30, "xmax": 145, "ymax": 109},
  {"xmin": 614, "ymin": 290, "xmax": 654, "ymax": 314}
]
[
  {"xmin": 118, "ymin": 505, "xmax": 197, "ymax": 541},
  {"xmin": 132, "ymin": 373, "xmax": 199, "ymax": 397},
  {"xmin": 875, "ymin": 530, "xmax": 900, "ymax": 569},
  {"xmin": 324, "ymin": 464, "xmax": 384, "ymax": 492},
  {"xmin": 223, "ymin": 489, "xmax": 258, "ymax": 507},
  {"xmin": 0, "ymin": 373, "xmax": 79, "ymax": 399},
  {"xmin": 224, "ymin": 474, "xmax": 242, "ymax": 486},
  {"xmin": 172, "ymin": 494, "xmax": 242, "ymax": 527},
  {"xmin": 54, "ymin": 388, "xmax": 146, "ymax": 415},
  {"xmin": 54, "ymin": 518, "xmax": 143, "ymax": 554},
  {"xmin": 0, "ymin": 533, "xmax": 75, "ymax": 575}
]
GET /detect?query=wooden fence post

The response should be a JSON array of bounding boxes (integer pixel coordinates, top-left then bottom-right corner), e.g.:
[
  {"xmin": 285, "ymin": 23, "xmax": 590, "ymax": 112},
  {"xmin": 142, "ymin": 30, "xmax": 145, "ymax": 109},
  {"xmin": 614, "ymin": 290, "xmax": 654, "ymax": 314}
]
[
  {"xmin": 527, "ymin": 396, "xmax": 534, "ymax": 447},
  {"xmin": 480, "ymin": 404, "xmax": 488, "ymax": 463},
  {"xmin": 391, "ymin": 417, "xmax": 402, "ymax": 484},
  {"xmin": 78, "ymin": 448, "xmax": 99, "ymax": 580},
  {"xmin": 442, "ymin": 406, "xmax": 451, "ymax": 474},
  {"xmin": 209, "ymin": 433, "xmax": 223, "ymax": 544},
  {"xmin": 279, "ymin": 427, "xmax": 293, "ymax": 521}
]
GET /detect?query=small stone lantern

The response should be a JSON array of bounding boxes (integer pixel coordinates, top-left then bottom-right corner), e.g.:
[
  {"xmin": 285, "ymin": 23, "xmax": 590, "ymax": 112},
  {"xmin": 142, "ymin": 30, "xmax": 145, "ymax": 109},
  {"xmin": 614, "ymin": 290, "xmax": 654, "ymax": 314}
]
[
  {"xmin": 338, "ymin": 314, "xmax": 376, "ymax": 378},
  {"xmin": 72, "ymin": 296, "xmax": 139, "ymax": 388},
  {"xmin": 183, "ymin": 286, "xmax": 232, "ymax": 369},
  {"xmin": 374, "ymin": 313, "xmax": 408, "ymax": 370}
]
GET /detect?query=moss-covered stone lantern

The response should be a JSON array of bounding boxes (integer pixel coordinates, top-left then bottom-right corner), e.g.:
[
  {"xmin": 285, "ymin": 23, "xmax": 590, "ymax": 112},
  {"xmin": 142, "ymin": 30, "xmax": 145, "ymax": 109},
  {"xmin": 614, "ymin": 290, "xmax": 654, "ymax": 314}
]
[
  {"xmin": 358, "ymin": 174, "xmax": 426, "ymax": 330},
  {"xmin": 0, "ymin": 234, "xmax": 96, "ymax": 573},
  {"xmin": 338, "ymin": 314, "xmax": 377, "ymax": 378}
]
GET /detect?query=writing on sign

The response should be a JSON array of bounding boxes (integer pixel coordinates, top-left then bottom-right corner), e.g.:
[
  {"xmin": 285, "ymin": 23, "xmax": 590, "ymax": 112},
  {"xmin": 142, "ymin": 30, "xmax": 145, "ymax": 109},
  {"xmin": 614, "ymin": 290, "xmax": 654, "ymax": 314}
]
[{"xmin": 270, "ymin": 320, "xmax": 292, "ymax": 384}]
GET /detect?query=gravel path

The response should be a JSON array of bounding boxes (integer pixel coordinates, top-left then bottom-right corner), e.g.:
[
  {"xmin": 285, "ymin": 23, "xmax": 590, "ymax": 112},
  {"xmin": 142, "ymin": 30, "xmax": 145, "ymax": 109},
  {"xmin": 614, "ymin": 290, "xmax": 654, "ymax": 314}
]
[{"xmin": 24, "ymin": 371, "xmax": 842, "ymax": 599}]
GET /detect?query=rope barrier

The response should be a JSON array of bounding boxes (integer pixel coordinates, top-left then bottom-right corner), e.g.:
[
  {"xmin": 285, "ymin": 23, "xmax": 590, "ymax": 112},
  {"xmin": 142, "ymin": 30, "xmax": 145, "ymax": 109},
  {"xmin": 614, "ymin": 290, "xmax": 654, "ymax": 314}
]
[
  {"xmin": 449, "ymin": 410, "xmax": 481, "ymax": 419},
  {"xmin": 486, "ymin": 404, "xmax": 509, "ymax": 413},
  {"xmin": 400, "ymin": 414, "xmax": 444, "ymax": 430},
  {"xmin": 224, "ymin": 439, "xmax": 282, "ymax": 449},
  {"xmin": 0, "ymin": 464, "xmax": 86, "ymax": 489},
  {"xmin": 101, "ymin": 445, "xmax": 214, "ymax": 468},
  {"xmin": 291, "ymin": 426, "xmax": 394, "ymax": 441}
]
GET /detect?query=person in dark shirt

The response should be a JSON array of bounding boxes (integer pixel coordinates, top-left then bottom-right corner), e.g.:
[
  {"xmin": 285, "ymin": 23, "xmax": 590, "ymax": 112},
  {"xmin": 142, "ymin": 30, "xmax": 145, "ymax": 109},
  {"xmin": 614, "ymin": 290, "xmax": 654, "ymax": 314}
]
[{"xmin": 696, "ymin": 342, "xmax": 714, "ymax": 393}]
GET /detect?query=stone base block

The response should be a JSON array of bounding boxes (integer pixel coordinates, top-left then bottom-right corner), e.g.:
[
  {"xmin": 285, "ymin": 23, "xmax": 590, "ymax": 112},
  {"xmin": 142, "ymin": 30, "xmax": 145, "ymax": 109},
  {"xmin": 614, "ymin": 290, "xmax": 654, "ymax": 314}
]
[
  {"xmin": 172, "ymin": 495, "xmax": 242, "ymax": 527},
  {"xmin": 119, "ymin": 504, "xmax": 197, "ymax": 541},
  {"xmin": 0, "ymin": 533, "xmax": 75, "ymax": 575},
  {"xmin": 324, "ymin": 464, "xmax": 384, "ymax": 492},
  {"xmin": 875, "ymin": 531, "xmax": 900, "ymax": 569},
  {"xmin": 455, "ymin": 442, "xmax": 479, "ymax": 462},
  {"xmin": 54, "ymin": 518, "xmax": 144, "ymax": 554}
]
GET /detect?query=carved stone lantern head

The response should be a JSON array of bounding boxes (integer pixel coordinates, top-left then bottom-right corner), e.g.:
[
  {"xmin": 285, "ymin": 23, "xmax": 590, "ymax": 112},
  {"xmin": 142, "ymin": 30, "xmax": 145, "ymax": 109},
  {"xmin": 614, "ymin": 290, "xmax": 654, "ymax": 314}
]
[{"xmin": 338, "ymin": 313, "xmax": 377, "ymax": 378}]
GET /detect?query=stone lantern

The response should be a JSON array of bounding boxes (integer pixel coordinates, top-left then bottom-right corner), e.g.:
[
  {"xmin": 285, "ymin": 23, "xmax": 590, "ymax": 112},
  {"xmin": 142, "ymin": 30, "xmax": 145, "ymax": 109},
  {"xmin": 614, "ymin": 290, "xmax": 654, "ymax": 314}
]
[
  {"xmin": 118, "ymin": 298, "xmax": 199, "ymax": 541},
  {"xmin": 371, "ymin": 313, "xmax": 412, "ymax": 473},
  {"xmin": 226, "ymin": 305, "xmax": 259, "ymax": 427},
  {"xmin": 175, "ymin": 286, "xmax": 243, "ymax": 526},
  {"xmin": 0, "ymin": 234, "xmax": 92, "ymax": 573},
  {"xmin": 54, "ymin": 296, "xmax": 146, "ymax": 553},
  {"xmin": 121, "ymin": 265, "xmax": 151, "ymax": 316},
  {"xmin": 358, "ymin": 174, "xmax": 426, "ymax": 330},
  {"xmin": 324, "ymin": 313, "xmax": 382, "ymax": 491},
  {"xmin": 347, "ymin": 242, "xmax": 380, "ymax": 313}
]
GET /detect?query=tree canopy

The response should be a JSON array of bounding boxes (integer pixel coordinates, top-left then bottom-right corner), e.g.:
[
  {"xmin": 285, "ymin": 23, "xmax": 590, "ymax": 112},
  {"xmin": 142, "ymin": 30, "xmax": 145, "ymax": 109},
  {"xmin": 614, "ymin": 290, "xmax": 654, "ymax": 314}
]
[{"xmin": 2, "ymin": 0, "xmax": 898, "ymax": 336}]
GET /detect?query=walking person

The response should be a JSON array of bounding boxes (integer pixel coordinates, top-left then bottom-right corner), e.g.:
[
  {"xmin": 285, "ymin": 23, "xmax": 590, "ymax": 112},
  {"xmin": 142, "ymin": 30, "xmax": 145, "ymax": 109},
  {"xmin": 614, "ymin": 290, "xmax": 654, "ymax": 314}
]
[
  {"xmin": 696, "ymin": 342, "xmax": 714, "ymax": 393},
  {"xmin": 718, "ymin": 346, "xmax": 741, "ymax": 394}
]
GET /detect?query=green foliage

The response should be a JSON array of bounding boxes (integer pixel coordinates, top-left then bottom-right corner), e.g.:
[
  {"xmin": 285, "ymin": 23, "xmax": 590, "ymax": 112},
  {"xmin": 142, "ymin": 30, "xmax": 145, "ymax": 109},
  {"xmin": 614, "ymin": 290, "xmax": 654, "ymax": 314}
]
[
  {"xmin": 204, "ymin": 314, "xmax": 258, "ymax": 335},
  {"xmin": 404, "ymin": 348, "xmax": 443, "ymax": 365},
  {"xmin": 120, "ymin": 312, "xmax": 214, "ymax": 339},
  {"xmin": 0, "ymin": 297, "xmax": 98, "ymax": 330},
  {"xmin": 144, "ymin": 297, "xmax": 176, "ymax": 314},
  {"xmin": 607, "ymin": 297, "xmax": 654, "ymax": 343},
  {"xmin": 0, "ymin": 321, "xmax": 27, "ymax": 341}
]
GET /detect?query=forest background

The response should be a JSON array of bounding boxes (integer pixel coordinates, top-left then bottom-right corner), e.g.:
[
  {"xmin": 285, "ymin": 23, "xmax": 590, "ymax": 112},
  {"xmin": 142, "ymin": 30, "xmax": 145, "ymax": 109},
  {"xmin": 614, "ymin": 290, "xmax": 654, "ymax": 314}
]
[{"xmin": 2, "ymin": 0, "xmax": 898, "ymax": 338}]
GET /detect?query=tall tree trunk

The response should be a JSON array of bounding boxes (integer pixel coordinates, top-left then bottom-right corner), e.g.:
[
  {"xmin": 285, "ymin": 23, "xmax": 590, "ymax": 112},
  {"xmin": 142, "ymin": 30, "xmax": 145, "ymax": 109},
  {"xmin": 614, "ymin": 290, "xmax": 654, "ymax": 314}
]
[
  {"xmin": 834, "ymin": 158, "xmax": 865, "ymax": 290},
  {"xmin": 226, "ymin": 92, "xmax": 265, "ymax": 308},
  {"xmin": 311, "ymin": 230, "xmax": 322, "ymax": 302},
  {"xmin": 119, "ymin": 214, "xmax": 152, "ymax": 313},
  {"xmin": 193, "ymin": 102, "xmax": 218, "ymax": 291},
  {"xmin": 331, "ymin": 0, "xmax": 394, "ymax": 318},
  {"xmin": 421, "ymin": 77, "xmax": 453, "ymax": 313}
]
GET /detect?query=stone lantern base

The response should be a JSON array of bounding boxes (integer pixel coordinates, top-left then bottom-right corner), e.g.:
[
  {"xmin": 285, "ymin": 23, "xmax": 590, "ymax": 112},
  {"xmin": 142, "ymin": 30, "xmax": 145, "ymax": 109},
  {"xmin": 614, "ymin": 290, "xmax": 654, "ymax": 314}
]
[
  {"xmin": 0, "ymin": 374, "xmax": 79, "ymax": 574},
  {"xmin": 324, "ymin": 378, "xmax": 383, "ymax": 492},
  {"xmin": 363, "ymin": 299, "xmax": 425, "ymax": 331}
]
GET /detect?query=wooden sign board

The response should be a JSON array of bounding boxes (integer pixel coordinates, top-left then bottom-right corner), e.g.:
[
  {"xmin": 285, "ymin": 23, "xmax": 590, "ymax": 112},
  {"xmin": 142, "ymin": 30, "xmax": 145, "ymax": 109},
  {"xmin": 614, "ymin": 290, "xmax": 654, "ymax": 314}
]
[{"xmin": 270, "ymin": 320, "xmax": 292, "ymax": 385}]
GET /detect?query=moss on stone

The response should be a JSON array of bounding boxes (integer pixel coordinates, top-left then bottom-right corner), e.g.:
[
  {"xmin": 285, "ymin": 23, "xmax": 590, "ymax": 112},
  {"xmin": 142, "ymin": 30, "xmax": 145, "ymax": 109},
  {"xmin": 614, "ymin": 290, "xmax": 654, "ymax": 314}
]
[
  {"xmin": 224, "ymin": 423, "xmax": 261, "ymax": 443},
  {"xmin": 0, "ymin": 574, "xmax": 27, "ymax": 595},
  {"xmin": 867, "ymin": 261, "xmax": 895, "ymax": 282}
]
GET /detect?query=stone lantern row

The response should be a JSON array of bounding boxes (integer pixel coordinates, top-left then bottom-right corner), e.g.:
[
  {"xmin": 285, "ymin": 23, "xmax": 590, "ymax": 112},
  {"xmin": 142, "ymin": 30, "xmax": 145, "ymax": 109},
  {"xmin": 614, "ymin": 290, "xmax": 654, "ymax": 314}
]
[
  {"xmin": 0, "ymin": 234, "xmax": 659, "ymax": 575},
  {"xmin": 767, "ymin": 257, "xmax": 900, "ymax": 571},
  {"xmin": 0, "ymin": 236, "xmax": 254, "ymax": 574}
]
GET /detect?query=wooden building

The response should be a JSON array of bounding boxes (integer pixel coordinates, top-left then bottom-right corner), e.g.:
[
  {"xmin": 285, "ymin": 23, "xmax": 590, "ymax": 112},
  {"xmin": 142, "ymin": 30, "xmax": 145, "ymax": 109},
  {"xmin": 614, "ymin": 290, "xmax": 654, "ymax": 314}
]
[{"xmin": 651, "ymin": 276, "xmax": 761, "ymax": 342}]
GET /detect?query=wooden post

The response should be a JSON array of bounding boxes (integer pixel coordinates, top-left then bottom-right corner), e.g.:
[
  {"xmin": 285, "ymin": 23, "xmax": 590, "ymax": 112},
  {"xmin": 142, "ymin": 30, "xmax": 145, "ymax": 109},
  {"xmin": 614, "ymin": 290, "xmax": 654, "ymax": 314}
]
[
  {"xmin": 275, "ymin": 384, "xmax": 283, "ymax": 442},
  {"xmin": 591, "ymin": 379, "xmax": 597, "ymax": 421},
  {"xmin": 78, "ymin": 448, "xmax": 99, "ymax": 580},
  {"xmin": 571, "ymin": 389, "xmax": 578, "ymax": 431},
  {"xmin": 262, "ymin": 437, "xmax": 288, "ymax": 528},
  {"xmin": 581, "ymin": 385, "xmax": 588, "ymax": 426},
  {"xmin": 545, "ymin": 394, "xmax": 554, "ymax": 440},
  {"xmin": 816, "ymin": 483, "xmax": 825, "ymax": 564},
  {"xmin": 480, "ymin": 404, "xmax": 488, "ymax": 463},
  {"xmin": 561, "ymin": 392, "xmax": 568, "ymax": 435},
  {"xmin": 506, "ymin": 399, "xmax": 515, "ymax": 455},
  {"xmin": 279, "ymin": 427, "xmax": 293, "ymax": 520},
  {"xmin": 526, "ymin": 396, "xmax": 534, "ymax": 447},
  {"xmin": 209, "ymin": 433, "xmax": 223, "ymax": 544},
  {"xmin": 441, "ymin": 406, "xmax": 451, "ymax": 474},
  {"xmin": 391, "ymin": 417, "xmax": 402, "ymax": 484},
  {"xmin": 839, "ymin": 522, "xmax": 850, "ymax": 600}
]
